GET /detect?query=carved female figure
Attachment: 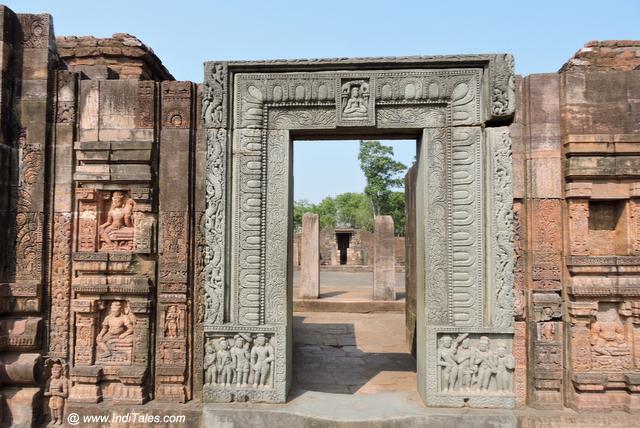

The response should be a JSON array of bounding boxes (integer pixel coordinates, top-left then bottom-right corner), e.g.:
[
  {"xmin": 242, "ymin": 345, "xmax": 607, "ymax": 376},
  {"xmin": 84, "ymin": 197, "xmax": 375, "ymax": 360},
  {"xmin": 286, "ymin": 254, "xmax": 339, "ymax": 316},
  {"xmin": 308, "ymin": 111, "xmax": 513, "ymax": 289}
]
[
  {"xmin": 494, "ymin": 341, "xmax": 515, "ymax": 392},
  {"xmin": 216, "ymin": 337, "xmax": 234, "ymax": 386},
  {"xmin": 99, "ymin": 191, "xmax": 135, "ymax": 250},
  {"xmin": 541, "ymin": 322, "xmax": 556, "ymax": 341},
  {"xmin": 251, "ymin": 334, "xmax": 274, "ymax": 388},
  {"xmin": 204, "ymin": 339, "xmax": 217, "ymax": 386},
  {"xmin": 165, "ymin": 305, "xmax": 180, "ymax": 338},
  {"xmin": 472, "ymin": 336, "xmax": 495, "ymax": 391},
  {"xmin": 45, "ymin": 361, "xmax": 68, "ymax": 425},
  {"xmin": 96, "ymin": 301, "xmax": 134, "ymax": 358},
  {"xmin": 231, "ymin": 334, "xmax": 251, "ymax": 387}
]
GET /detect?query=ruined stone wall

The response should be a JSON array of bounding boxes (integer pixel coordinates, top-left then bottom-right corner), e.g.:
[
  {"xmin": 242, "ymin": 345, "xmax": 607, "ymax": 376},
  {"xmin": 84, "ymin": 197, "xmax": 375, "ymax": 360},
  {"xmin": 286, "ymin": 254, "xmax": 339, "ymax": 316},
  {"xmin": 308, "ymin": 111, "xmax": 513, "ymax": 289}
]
[
  {"xmin": 61, "ymin": 74, "xmax": 198, "ymax": 408},
  {"xmin": 0, "ymin": 6, "xmax": 198, "ymax": 425},
  {"xmin": 0, "ymin": 7, "xmax": 56, "ymax": 425},
  {"xmin": 57, "ymin": 33, "xmax": 173, "ymax": 81},
  {"xmin": 512, "ymin": 41, "xmax": 640, "ymax": 411}
]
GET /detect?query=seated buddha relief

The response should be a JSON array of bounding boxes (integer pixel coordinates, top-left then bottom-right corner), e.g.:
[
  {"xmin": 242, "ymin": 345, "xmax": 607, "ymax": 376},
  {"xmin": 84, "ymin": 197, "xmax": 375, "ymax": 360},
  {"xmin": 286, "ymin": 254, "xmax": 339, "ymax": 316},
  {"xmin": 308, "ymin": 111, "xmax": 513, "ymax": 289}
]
[
  {"xmin": 95, "ymin": 301, "xmax": 135, "ymax": 364},
  {"xmin": 99, "ymin": 191, "xmax": 135, "ymax": 251}
]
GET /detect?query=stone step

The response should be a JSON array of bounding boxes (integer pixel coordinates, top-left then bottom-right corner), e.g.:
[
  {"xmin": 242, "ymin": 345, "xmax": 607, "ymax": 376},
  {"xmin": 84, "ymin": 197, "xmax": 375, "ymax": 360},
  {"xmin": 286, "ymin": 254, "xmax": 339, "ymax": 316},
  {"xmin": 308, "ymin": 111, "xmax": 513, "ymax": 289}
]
[{"xmin": 294, "ymin": 299, "xmax": 404, "ymax": 313}]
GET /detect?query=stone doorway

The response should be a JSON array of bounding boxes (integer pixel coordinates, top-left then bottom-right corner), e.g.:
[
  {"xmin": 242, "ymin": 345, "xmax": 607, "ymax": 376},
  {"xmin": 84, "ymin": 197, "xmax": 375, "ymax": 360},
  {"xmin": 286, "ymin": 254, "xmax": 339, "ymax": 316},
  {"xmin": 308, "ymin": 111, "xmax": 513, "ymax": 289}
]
[
  {"xmin": 290, "ymin": 137, "xmax": 415, "ymax": 395},
  {"xmin": 336, "ymin": 231, "xmax": 351, "ymax": 265},
  {"xmin": 201, "ymin": 55, "xmax": 516, "ymax": 407}
]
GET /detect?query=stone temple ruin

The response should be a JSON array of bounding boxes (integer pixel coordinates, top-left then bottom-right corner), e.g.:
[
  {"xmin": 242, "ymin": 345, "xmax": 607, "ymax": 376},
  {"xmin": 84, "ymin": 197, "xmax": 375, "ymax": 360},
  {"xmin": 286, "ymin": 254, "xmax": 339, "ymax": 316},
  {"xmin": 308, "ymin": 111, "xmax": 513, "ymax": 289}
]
[{"xmin": 0, "ymin": 3, "xmax": 640, "ymax": 426}]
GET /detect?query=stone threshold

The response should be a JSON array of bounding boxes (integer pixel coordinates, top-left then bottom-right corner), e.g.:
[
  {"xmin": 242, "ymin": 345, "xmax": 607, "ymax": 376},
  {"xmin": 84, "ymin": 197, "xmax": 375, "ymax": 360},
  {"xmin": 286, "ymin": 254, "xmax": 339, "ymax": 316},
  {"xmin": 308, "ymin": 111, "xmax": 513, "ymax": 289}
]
[{"xmin": 65, "ymin": 390, "xmax": 637, "ymax": 427}]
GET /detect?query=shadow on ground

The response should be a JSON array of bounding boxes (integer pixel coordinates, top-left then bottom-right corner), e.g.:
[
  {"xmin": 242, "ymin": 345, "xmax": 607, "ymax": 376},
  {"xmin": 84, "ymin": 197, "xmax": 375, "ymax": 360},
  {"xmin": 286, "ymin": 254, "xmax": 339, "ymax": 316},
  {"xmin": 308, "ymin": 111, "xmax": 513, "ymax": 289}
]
[{"xmin": 292, "ymin": 314, "xmax": 416, "ymax": 395}]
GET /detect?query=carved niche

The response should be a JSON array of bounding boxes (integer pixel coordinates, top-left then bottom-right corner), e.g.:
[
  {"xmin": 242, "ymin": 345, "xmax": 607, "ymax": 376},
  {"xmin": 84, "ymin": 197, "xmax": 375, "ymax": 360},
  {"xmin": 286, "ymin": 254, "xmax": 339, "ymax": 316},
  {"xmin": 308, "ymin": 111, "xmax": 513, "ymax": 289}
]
[
  {"xmin": 532, "ymin": 293, "xmax": 563, "ymax": 322},
  {"xmin": 203, "ymin": 55, "xmax": 515, "ymax": 407},
  {"xmin": 75, "ymin": 188, "xmax": 154, "ymax": 253},
  {"xmin": 589, "ymin": 304, "xmax": 632, "ymax": 370},
  {"xmin": 337, "ymin": 78, "xmax": 374, "ymax": 126}
]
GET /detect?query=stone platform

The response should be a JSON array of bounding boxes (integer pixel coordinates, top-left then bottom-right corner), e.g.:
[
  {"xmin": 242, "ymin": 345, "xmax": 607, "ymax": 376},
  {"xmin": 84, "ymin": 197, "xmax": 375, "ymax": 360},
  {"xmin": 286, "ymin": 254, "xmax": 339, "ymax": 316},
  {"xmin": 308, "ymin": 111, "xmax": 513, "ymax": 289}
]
[
  {"xmin": 65, "ymin": 392, "xmax": 639, "ymax": 428},
  {"xmin": 202, "ymin": 391, "xmax": 638, "ymax": 428},
  {"xmin": 293, "ymin": 271, "xmax": 405, "ymax": 312}
]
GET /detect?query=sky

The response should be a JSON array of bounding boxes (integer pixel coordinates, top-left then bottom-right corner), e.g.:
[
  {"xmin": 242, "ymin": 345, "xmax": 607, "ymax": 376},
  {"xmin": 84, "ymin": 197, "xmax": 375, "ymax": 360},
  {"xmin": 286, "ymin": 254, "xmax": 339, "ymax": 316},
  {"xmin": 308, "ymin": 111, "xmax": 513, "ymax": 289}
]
[
  {"xmin": 6, "ymin": 0, "xmax": 639, "ymax": 202},
  {"xmin": 294, "ymin": 140, "xmax": 416, "ymax": 203}
]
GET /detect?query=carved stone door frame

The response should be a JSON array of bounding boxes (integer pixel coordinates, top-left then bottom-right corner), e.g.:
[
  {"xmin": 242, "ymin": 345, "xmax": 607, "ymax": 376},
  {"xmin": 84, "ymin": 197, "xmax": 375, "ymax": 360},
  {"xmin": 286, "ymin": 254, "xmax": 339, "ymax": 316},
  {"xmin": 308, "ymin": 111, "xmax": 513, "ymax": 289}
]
[{"xmin": 201, "ymin": 55, "xmax": 516, "ymax": 407}]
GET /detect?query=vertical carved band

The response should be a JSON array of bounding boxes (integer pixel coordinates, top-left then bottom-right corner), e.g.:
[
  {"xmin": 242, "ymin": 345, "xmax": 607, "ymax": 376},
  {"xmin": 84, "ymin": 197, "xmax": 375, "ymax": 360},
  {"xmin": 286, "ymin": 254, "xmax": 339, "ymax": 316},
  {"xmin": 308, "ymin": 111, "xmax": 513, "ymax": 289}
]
[
  {"xmin": 203, "ymin": 62, "xmax": 229, "ymax": 327},
  {"xmin": 449, "ymin": 127, "xmax": 483, "ymax": 327},
  {"xmin": 15, "ymin": 128, "xmax": 44, "ymax": 281},
  {"xmin": 490, "ymin": 54, "xmax": 516, "ymax": 119},
  {"xmin": 568, "ymin": 199, "xmax": 589, "ymax": 255},
  {"xmin": 49, "ymin": 213, "xmax": 72, "ymax": 358},
  {"xmin": 265, "ymin": 130, "xmax": 288, "ymax": 324},
  {"xmin": 488, "ymin": 127, "xmax": 515, "ymax": 329},
  {"xmin": 204, "ymin": 128, "xmax": 226, "ymax": 325},
  {"xmin": 424, "ymin": 127, "xmax": 449, "ymax": 324}
]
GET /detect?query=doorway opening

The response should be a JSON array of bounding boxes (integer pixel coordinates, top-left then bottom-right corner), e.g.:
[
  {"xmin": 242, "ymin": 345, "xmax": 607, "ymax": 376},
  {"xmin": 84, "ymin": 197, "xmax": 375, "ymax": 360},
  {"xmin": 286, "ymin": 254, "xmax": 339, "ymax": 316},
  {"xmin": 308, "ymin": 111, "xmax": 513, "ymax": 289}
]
[
  {"xmin": 335, "ymin": 230, "xmax": 352, "ymax": 265},
  {"xmin": 291, "ymin": 137, "xmax": 418, "ymax": 395}
]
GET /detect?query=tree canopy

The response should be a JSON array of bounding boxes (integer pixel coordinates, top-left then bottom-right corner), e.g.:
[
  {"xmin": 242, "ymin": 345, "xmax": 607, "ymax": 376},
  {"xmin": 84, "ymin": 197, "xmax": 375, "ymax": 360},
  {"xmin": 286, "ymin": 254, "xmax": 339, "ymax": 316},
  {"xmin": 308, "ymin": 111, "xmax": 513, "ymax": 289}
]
[
  {"xmin": 293, "ymin": 140, "xmax": 409, "ymax": 235},
  {"xmin": 358, "ymin": 140, "xmax": 407, "ymax": 217}
]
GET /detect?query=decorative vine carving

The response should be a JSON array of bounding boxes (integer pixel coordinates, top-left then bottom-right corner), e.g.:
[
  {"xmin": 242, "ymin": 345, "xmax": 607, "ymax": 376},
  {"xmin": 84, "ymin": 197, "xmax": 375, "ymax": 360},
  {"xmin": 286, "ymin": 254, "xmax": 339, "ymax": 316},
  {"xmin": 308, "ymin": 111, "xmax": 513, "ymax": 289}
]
[
  {"xmin": 491, "ymin": 128, "xmax": 515, "ymax": 329},
  {"xmin": 204, "ymin": 129, "xmax": 226, "ymax": 325}
]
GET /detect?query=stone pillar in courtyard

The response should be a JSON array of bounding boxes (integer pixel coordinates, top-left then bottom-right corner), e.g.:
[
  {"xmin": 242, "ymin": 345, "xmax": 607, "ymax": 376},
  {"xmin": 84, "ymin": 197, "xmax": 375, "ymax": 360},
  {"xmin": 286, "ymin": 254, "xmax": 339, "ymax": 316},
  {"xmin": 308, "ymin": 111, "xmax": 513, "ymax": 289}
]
[
  {"xmin": 374, "ymin": 215, "xmax": 396, "ymax": 300},
  {"xmin": 292, "ymin": 236, "xmax": 299, "ymax": 266},
  {"xmin": 300, "ymin": 213, "xmax": 320, "ymax": 299}
]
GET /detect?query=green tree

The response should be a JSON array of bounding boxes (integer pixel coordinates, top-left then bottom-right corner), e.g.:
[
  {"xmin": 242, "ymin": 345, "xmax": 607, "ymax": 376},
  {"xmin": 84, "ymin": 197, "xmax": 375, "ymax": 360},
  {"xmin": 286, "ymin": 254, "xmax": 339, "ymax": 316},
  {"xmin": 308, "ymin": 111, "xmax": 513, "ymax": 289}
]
[
  {"xmin": 335, "ymin": 192, "xmax": 374, "ymax": 231},
  {"xmin": 358, "ymin": 140, "xmax": 407, "ymax": 231},
  {"xmin": 292, "ymin": 197, "xmax": 337, "ymax": 232},
  {"xmin": 315, "ymin": 197, "xmax": 337, "ymax": 230},
  {"xmin": 386, "ymin": 191, "xmax": 406, "ymax": 235},
  {"xmin": 293, "ymin": 199, "xmax": 314, "ymax": 232}
]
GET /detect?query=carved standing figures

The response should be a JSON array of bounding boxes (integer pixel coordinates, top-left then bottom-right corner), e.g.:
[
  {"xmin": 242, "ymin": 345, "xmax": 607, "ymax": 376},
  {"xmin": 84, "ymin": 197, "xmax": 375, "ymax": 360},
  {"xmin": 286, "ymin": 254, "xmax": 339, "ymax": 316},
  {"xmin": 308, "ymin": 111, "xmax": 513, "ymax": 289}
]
[
  {"xmin": 231, "ymin": 334, "xmax": 252, "ymax": 387},
  {"xmin": 204, "ymin": 333, "xmax": 275, "ymax": 390},
  {"xmin": 494, "ymin": 341, "xmax": 516, "ymax": 392},
  {"xmin": 204, "ymin": 339, "xmax": 218, "ymax": 386},
  {"xmin": 216, "ymin": 338, "xmax": 234, "ymax": 386},
  {"xmin": 435, "ymin": 334, "xmax": 515, "ymax": 394},
  {"xmin": 251, "ymin": 334, "xmax": 274, "ymax": 388},
  {"xmin": 45, "ymin": 359, "xmax": 68, "ymax": 425}
]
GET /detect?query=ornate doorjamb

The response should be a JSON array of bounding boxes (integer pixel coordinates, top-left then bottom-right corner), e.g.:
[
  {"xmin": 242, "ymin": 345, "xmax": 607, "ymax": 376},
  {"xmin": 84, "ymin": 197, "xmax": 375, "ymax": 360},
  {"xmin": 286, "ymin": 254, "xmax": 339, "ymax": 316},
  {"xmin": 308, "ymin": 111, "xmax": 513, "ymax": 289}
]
[{"xmin": 201, "ymin": 55, "xmax": 516, "ymax": 407}]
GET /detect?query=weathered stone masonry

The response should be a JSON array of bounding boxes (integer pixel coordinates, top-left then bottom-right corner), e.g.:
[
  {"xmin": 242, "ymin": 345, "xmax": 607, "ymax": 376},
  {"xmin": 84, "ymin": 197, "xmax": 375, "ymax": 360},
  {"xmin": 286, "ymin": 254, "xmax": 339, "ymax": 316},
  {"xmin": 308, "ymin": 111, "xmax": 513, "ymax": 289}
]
[{"xmin": 0, "ymin": 3, "xmax": 639, "ymax": 425}]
